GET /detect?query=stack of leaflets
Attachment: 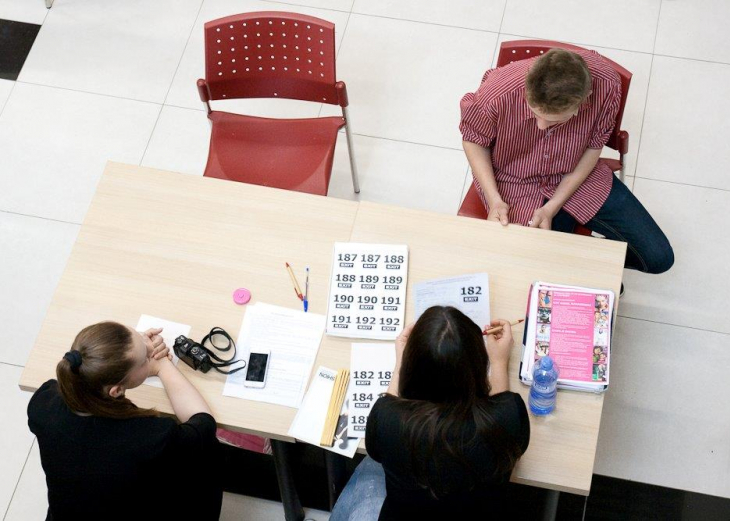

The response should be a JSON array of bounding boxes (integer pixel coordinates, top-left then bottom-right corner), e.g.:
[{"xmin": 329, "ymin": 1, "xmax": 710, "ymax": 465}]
[{"xmin": 520, "ymin": 282, "xmax": 614, "ymax": 393}]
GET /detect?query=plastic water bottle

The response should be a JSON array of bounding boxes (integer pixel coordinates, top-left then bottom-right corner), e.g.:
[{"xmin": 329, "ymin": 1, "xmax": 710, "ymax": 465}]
[{"xmin": 529, "ymin": 356, "xmax": 559, "ymax": 415}]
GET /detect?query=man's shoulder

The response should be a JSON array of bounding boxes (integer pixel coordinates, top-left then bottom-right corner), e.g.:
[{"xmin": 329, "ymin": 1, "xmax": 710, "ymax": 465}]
[
  {"xmin": 577, "ymin": 49, "xmax": 621, "ymax": 86},
  {"xmin": 475, "ymin": 60, "xmax": 530, "ymax": 108}
]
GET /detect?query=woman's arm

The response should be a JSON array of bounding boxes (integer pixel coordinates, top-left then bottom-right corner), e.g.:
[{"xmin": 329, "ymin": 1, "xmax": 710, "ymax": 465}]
[
  {"xmin": 485, "ymin": 319, "xmax": 514, "ymax": 395},
  {"xmin": 153, "ymin": 359, "xmax": 213, "ymax": 422},
  {"xmin": 463, "ymin": 141, "xmax": 510, "ymax": 225},
  {"xmin": 528, "ymin": 147, "xmax": 602, "ymax": 229}
]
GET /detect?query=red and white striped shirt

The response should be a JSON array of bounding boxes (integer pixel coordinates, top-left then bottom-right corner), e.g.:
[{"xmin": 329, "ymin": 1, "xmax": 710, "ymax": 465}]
[{"xmin": 459, "ymin": 50, "xmax": 622, "ymax": 225}]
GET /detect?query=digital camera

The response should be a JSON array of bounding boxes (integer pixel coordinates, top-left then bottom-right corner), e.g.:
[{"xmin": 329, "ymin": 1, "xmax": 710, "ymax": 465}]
[{"xmin": 173, "ymin": 335, "xmax": 213, "ymax": 373}]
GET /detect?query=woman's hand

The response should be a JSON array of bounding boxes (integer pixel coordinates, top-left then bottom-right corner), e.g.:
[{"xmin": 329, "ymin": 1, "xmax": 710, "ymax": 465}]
[
  {"xmin": 487, "ymin": 200, "xmax": 510, "ymax": 226},
  {"xmin": 485, "ymin": 319, "xmax": 514, "ymax": 367},
  {"xmin": 143, "ymin": 328, "xmax": 169, "ymax": 360},
  {"xmin": 395, "ymin": 322, "xmax": 415, "ymax": 364},
  {"xmin": 147, "ymin": 353, "xmax": 174, "ymax": 378}
]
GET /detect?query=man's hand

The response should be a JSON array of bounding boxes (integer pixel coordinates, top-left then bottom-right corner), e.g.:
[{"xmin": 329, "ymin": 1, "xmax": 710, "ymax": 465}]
[
  {"xmin": 528, "ymin": 206, "xmax": 555, "ymax": 230},
  {"xmin": 487, "ymin": 200, "xmax": 510, "ymax": 226}
]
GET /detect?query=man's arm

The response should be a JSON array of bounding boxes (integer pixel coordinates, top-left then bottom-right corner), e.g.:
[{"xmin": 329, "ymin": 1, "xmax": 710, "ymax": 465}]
[
  {"xmin": 462, "ymin": 140, "xmax": 510, "ymax": 225},
  {"xmin": 529, "ymin": 147, "xmax": 602, "ymax": 229}
]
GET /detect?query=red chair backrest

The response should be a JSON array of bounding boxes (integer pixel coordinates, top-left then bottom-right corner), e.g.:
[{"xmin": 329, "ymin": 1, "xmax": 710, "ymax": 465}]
[
  {"xmin": 202, "ymin": 12, "xmax": 343, "ymax": 106},
  {"xmin": 497, "ymin": 40, "xmax": 631, "ymax": 154}
]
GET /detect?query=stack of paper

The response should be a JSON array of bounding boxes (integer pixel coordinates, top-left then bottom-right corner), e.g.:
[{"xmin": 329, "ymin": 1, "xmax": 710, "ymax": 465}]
[
  {"xmin": 326, "ymin": 243, "xmax": 409, "ymax": 340},
  {"xmin": 288, "ymin": 366, "xmax": 359, "ymax": 458},
  {"xmin": 520, "ymin": 282, "xmax": 614, "ymax": 392},
  {"xmin": 347, "ymin": 343, "xmax": 396, "ymax": 439},
  {"xmin": 223, "ymin": 303, "xmax": 326, "ymax": 408},
  {"xmin": 413, "ymin": 273, "xmax": 490, "ymax": 329}
]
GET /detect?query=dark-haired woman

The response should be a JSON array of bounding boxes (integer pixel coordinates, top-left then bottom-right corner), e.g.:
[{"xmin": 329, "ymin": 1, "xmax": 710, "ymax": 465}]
[
  {"xmin": 331, "ymin": 306, "xmax": 530, "ymax": 520},
  {"xmin": 27, "ymin": 322, "xmax": 223, "ymax": 520}
]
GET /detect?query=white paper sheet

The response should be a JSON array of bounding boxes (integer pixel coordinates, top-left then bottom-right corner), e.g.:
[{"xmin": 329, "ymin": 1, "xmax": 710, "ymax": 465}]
[
  {"xmin": 223, "ymin": 303, "xmax": 326, "ymax": 408},
  {"xmin": 135, "ymin": 315, "xmax": 191, "ymax": 389},
  {"xmin": 347, "ymin": 343, "xmax": 396, "ymax": 439},
  {"xmin": 326, "ymin": 243, "xmax": 409, "ymax": 340},
  {"xmin": 288, "ymin": 366, "xmax": 359, "ymax": 458},
  {"xmin": 414, "ymin": 273, "xmax": 491, "ymax": 330}
]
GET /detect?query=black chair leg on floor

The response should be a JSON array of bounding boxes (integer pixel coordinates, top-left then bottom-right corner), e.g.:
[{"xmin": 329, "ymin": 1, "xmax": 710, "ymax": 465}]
[
  {"xmin": 542, "ymin": 489, "xmax": 560, "ymax": 521},
  {"xmin": 271, "ymin": 440, "xmax": 304, "ymax": 521},
  {"xmin": 324, "ymin": 450, "xmax": 349, "ymax": 511}
]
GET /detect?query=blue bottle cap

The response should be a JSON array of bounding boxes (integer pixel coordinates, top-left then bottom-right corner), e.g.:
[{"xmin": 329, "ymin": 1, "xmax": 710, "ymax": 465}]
[{"xmin": 540, "ymin": 356, "xmax": 554, "ymax": 370}]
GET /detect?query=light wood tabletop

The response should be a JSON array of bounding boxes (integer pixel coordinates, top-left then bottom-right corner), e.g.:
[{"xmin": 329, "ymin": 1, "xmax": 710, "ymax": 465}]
[{"xmin": 20, "ymin": 162, "xmax": 626, "ymax": 496}]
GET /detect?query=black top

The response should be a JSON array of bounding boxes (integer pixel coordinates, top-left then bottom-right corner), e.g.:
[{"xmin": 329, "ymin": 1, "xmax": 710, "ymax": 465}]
[
  {"xmin": 28, "ymin": 380, "xmax": 221, "ymax": 521},
  {"xmin": 366, "ymin": 392, "xmax": 530, "ymax": 520}
]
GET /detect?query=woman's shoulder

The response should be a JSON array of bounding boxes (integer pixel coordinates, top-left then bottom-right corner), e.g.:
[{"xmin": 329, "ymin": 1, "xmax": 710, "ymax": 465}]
[
  {"xmin": 487, "ymin": 392, "xmax": 530, "ymax": 449},
  {"xmin": 28, "ymin": 379, "xmax": 61, "ymax": 416}
]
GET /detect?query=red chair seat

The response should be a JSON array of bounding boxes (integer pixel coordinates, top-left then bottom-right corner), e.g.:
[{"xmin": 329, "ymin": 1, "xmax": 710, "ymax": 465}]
[{"xmin": 204, "ymin": 111, "xmax": 346, "ymax": 196}]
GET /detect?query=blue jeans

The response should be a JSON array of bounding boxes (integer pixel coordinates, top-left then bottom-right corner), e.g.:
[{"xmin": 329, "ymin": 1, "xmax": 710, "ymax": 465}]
[
  {"xmin": 551, "ymin": 175, "xmax": 674, "ymax": 274},
  {"xmin": 330, "ymin": 457, "xmax": 387, "ymax": 521}
]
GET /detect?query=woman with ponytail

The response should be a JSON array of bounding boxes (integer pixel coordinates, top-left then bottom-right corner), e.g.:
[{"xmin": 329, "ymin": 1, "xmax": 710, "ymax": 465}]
[
  {"xmin": 28, "ymin": 321, "xmax": 223, "ymax": 520},
  {"xmin": 331, "ymin": 306, "xmax": 530, "ymax": 520}
]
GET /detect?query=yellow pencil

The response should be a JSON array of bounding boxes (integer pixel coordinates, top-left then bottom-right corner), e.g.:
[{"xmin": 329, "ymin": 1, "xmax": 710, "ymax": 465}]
[
  {"xmin": 483, "ymin": 319, "xmax": 524, "ymax": 335},
  {"xmin": 285, "ymin": 262, "xmax": 304, "ymax": 301}
]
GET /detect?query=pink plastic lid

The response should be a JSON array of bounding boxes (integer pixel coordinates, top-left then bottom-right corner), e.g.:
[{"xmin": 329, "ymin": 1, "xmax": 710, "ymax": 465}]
[{"xmin": 233, "ymin": 288, "xmax": 251, "ymax": 305}]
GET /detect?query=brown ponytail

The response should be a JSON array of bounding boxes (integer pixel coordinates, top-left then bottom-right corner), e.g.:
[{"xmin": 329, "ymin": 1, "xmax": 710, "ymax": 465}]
[{"xmin": 56, "ymin": 322, "xmax": 158, "ymax": 419}]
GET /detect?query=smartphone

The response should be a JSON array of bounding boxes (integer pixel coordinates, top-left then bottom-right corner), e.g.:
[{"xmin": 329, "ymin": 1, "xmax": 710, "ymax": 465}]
[{"xmin": 243, "ymin": 349, "xmax": 270, "ymax": 388}]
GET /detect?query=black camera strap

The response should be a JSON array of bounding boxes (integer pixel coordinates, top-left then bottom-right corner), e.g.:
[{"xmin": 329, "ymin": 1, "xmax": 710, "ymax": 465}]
[{"xmin": 200, "ymin": 327, "xmax": 247, "ymax": 374}]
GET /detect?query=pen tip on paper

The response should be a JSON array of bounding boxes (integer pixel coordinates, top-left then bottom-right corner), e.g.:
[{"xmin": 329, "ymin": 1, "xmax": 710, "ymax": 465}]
[{"xmin": 285, "ymin": 262, "xmax": 290, "ymax": 267}]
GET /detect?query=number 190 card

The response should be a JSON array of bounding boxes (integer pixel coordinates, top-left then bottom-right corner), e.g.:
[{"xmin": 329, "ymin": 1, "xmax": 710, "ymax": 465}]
[{"xmin": 326, "ymin": 243, "xmax": 409, "ymax": 340}]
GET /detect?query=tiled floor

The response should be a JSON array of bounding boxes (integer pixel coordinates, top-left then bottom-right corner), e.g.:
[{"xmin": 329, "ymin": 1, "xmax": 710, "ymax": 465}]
[{"xmin": 2, "ymin": 0, "xmax": 730, "ymax": 519}]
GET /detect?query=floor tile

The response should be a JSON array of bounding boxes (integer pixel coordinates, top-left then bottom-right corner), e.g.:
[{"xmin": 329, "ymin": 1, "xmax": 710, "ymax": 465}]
[
  {"xmin": 4, "ymin": 441, "xmax": 47, "ymax": 521},
  {"xmin": 0, "ymin": 82, "xmax": 160, "ymax": 223},
  {"xmin": 636, "ymin": 56, "xmax": 730, "ymax": 190},
  {"xmin": 220, "ymin": 493, "xmax": 330, "ymax": 520},
  {"xmin": 141, "ymin": 105, "xmax": 211, "ymax": 176},
  {"xmin": 0, "ymin": 78, "xmax": 14, "ymax": 113},
  {"xmin": 494, "ymin": 35, "xmax": 652, "ymax": 178},
  {"xmin": 655, "ymin": 0, "xmax": 730, "ymax": 64},
  {"xmin": 501, "ymin": 0, "xmax": 661, "ymax": 53},
  {"xmin": 351, "ymin": 0, "xmax": 506, "ymax": 32},
  {"xmin": 0, "ymin": 19, "xmax": 41, "ymax": 81},
  {"xmin": 595, "ymin": 318, "xmax": 730, "ymax": 498},
  {"xmin": 620, "ymin": 178, "xmax": 730, "ymax": 334},
  {"xmin": 0, "ymin": 0, "xmax": 47, "ymax": 25},
  {"xmin": 0, "ymin": 364, "xmax": 36, "ymax": 516},
  {"xmin": 328, "ymin": 133, "xmax": 469, "ymax": 214},
  {"xmin": 17, "ymin": 0, "xmax": 202, "ymax": 103},
  {"xmin": 0, "ymin": 213, "xmax": 79, "ymax": 366},
  {"xmin": 263, "ymin": 0, "xmax": 353, "ymax": 11},
  {"xmin": 165, "ymin": 0, "xmax": 349, "ymax": 116},
  {"xmin": 331, "ymin": 14, "xmax": 497, "ymax": 149}
]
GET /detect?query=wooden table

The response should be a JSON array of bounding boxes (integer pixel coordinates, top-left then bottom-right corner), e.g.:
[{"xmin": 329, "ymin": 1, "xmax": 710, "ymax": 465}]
[{"xmin": 20, "ymin": 162, "xmax": 625, "ymax": 508}]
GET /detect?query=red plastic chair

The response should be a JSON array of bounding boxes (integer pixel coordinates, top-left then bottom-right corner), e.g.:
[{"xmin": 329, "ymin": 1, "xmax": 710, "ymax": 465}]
[
  {"xmin": 459, "ymin": 40, "xmax": 632, "ymax": 236},
  {"xmin": 197, "ymin": 12, "xmax": 359, "ymax": 196}
]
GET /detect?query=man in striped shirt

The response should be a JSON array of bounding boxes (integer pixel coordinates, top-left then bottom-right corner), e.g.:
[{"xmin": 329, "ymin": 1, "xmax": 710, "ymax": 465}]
[{"xmin": 460, "ymin": 49, "xmax": 673, "ymax": 274}]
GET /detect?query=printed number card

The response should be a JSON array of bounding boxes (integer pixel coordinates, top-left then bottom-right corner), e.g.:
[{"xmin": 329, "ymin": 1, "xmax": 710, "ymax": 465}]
[
  {"xmin": 348, "ymin": 343, "xmax": 396, "ymax": 439},
  {"xmin": 414, "ymin": 273, "xmax": 490, "ymax": 329},
  {"xmin": 326, "ymin": 243, "xmax": 409, "ymax": 340}
]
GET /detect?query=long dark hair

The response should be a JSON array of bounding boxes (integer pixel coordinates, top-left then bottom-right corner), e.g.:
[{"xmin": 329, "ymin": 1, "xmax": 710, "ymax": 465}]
[
  {"xmin": 397, "ymin": 306, "xmax": 524, "ymax": 497},
  {"xmin": 56, "ymin": 322, "xmax": 158, "ymax": 419}
]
